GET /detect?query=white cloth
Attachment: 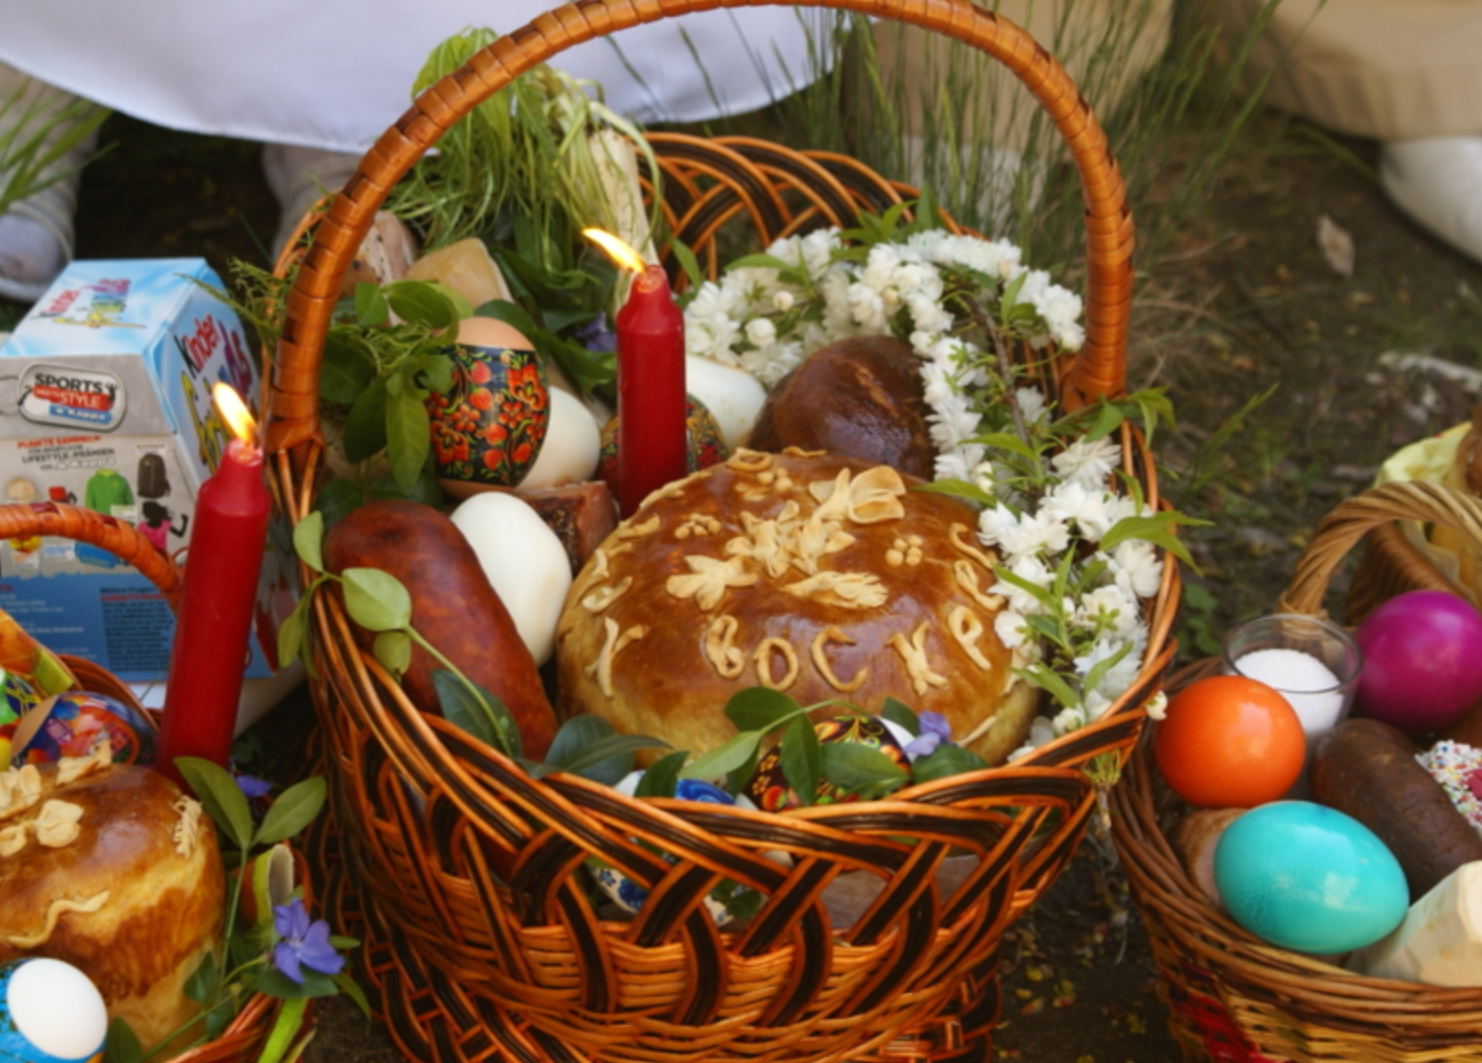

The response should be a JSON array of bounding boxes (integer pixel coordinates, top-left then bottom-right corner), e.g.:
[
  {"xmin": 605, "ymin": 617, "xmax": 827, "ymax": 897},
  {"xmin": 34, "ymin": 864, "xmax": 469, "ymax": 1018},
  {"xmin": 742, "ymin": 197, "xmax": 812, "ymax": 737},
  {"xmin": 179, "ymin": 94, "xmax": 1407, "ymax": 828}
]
[{"xmin": 0, "ymin": 2, "xmax": 829, "ymax": 153}]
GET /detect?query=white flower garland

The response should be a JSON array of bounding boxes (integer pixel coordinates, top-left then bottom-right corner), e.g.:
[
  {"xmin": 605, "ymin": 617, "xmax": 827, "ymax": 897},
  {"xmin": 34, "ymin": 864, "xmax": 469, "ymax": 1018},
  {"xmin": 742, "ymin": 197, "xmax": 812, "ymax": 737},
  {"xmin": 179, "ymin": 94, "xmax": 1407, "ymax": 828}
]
[{"xmin": 684, "ymin": 227, "xmax": 1163, "ymax": 758}]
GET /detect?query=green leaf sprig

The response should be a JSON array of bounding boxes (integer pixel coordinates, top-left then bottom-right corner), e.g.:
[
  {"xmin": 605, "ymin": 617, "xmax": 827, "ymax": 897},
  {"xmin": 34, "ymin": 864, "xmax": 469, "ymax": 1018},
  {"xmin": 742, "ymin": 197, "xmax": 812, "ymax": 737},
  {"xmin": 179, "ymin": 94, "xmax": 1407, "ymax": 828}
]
[
  {"xmin": 104, "ymin": 759, "xmax": 355, "ymax": 1063},
  {"xmin": 680, "ymin": 688, "xmax": 909, "ymax": 805}
]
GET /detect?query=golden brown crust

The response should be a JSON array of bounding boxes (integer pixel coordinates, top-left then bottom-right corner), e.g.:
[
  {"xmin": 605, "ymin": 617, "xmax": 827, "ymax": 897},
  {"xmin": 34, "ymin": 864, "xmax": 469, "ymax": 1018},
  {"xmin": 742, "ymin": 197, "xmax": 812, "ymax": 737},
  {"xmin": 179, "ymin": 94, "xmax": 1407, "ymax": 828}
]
[
  {"xmin": 555, "ymin": 450, "xmax": 1040, "ymax": 765},
  {"xmin": 0, "ymin": 763, "xmax": 225, "ymax": 1050}
]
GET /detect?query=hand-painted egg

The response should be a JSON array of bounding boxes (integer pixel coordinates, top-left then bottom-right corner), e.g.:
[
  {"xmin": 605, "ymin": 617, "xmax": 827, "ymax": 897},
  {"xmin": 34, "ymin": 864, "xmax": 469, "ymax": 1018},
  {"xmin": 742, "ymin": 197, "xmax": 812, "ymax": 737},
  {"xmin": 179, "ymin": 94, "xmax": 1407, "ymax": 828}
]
[
  {"xmin": 684, "ymin": 355, "xmax": 766, "ymax": 450},
  {"xmin": 519, "ymin": 387, "xmax": 601, "ymax": 490},
  {"xmin": 10, "ymin": 690, "xmax": 156, "ymax": 768},
  {"xmin": 745, "ymin": 715, "xmax": 910, "ymax": 813},
  {"xmin": 592, "ymin": 773, "xmax": 751, "ymax": 925},
  {"xmin": 426, "ymin": 316, "xmax": 549, "ymax": 489},
  {"xmin": 596, "ymin": 396, "xmax": 727, "ymax": 496},
  {"xmin": 1214, "ymin": 801, "xmax": 1408, "ymax": 954},
  {"xmin": 0, "ymin": 958, "xmax": 108, "ymax": 1063}
]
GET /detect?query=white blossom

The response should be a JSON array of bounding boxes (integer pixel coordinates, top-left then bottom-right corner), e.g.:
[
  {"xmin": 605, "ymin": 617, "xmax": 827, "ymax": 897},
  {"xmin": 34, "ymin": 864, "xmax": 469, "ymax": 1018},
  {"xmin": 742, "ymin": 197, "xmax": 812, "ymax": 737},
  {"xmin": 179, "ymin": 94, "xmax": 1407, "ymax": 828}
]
[
  {"xmin": 1145, "ymin": 692, "xmax": 1168, "ymax": 721},
  {"xmin": 990, "ymin": 554, "xmax": 1056, "ymax": 614},
  {"xmin": 1074, "ymin": 584, "xmax": 1142, "ymax": 640},
  {"xmin": 1052, "ymin": 705, "xmax": 1087, "ymax": 736},
  {"xmin": 906, "ymin": 293, "xmax": 954, "ymax": 333},
  {"xmin": 1042, "ymin": 481, "xmax": 1118, "ymax": 542},
  {"xmin": 772, "ymin": 290, "xmax": 795, "ymax": 312},
  {"xmin": 1030, "ymin": 282, "xmax": 1085, "ymax": 351},
  {"xmin": 995, "ymin": 508, "xmax": 1071, "ymax": 560},
  {"xmin": 846, "ymin": 282, "xmax": 888, "ymax": 331},
  {"xmin": 1107, "ymin": 539, "xmax": 1164, "ymax": 599},
  {"xmin": 744, "ymin": 317, "xmax": 777, "ymax": 349},
  {"xmin": 1083, "ymin": 689, "xmax": 1114, "ymax": 721},
  {"xmin": 1052, "ymin": 436, "xmax": 1121, "ymax": 488},
  {"xmin": 927, "ymin": 392, "xmax": 982, "ymax": 451},
  {"xmin": 685, "ymin": 315, "xmax": 740, "ymax": 364},
  {"xmin": 799, "ymin": 230, "xmax": 838, "ymax": 279},
  {"xmin": 934, "ymin": 448, "xmax": 976, "ymax": 483},
  {"xmin": 994, "ymin": 609, "xmax": 1030, "ymax": 649},
  {"xmin": 1015, "ymin": 387, "xmax": 1048, "ymax": 426}
]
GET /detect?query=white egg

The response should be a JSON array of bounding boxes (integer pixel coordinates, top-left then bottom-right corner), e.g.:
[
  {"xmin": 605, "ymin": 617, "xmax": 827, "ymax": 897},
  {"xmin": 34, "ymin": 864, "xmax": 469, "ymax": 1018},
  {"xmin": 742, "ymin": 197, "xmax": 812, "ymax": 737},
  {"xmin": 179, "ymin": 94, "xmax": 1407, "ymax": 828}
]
[
  {"xmin": 519, "ymin": 387, "xmax": 601, "ymax": 490},
  {"xmin": 684, "ymin": 355, "xmax": 766, "ymax": 450},
  {"xmin": 2, "ymin": 958, "xmax": 108, "ymax": 1062},
  {"xmin": 449, "ymin": 492, "xmax": 572, "ymax": 666}
]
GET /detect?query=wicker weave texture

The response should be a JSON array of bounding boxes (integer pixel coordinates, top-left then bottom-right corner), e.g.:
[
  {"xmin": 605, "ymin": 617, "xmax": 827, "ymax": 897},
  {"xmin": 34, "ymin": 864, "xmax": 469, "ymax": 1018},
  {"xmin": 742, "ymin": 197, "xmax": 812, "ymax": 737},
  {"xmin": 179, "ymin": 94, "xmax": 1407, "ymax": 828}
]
[
  {"xmin": 1112, "ymin": 481, "xmax": 1482, "ymax": 1063},
  {"xmin": 261, "ymin": 3, "xmax": 1181, "ymax": 1061}
]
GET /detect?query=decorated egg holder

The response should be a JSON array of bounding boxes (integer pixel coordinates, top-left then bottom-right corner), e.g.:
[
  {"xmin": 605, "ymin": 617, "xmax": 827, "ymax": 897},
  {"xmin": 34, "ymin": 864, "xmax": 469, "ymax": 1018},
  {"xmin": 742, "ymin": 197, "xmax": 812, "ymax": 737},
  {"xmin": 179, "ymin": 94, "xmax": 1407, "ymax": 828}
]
[
  {"xmin": 0, "ymin": 500, "xmax": 302, "ymax": 1063},
  {"xmin": 261, "ymin": 2, "xmax": 1182, "ymax": 1062},
  {"xmin": 1111, "ymin": 480, "xmax": 1482, "ymax": 1063}
]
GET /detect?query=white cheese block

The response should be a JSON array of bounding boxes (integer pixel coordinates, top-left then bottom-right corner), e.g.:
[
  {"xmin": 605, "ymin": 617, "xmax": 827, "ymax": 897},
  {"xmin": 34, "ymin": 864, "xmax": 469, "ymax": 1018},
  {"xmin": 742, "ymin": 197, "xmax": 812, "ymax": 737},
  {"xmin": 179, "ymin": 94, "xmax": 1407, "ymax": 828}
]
[{"xmin": 1347, "ymin": 861, "xmax": 1482, "ymax": 986}]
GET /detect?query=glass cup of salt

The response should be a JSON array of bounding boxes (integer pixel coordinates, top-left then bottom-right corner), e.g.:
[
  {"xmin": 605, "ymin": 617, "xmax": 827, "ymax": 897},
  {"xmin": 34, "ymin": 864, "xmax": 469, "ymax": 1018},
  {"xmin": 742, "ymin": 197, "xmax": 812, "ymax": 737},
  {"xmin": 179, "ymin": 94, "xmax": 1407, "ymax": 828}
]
[{"xmin": 1221, "ymin": 614, "xmax": 1365, "ymax": 795}]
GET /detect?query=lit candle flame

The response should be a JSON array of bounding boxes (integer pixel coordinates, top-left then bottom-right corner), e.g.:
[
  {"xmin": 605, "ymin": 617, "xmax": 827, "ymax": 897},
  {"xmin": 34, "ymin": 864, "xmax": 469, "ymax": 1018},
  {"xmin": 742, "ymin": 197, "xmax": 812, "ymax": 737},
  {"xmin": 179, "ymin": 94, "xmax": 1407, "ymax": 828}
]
[
  {"xmin": 584, "ymin": 228, "xmax": 646, "ymax": 275},
  {"xmin": 213, "ymin": 384, "xmax": 258, "ymax": 448}
]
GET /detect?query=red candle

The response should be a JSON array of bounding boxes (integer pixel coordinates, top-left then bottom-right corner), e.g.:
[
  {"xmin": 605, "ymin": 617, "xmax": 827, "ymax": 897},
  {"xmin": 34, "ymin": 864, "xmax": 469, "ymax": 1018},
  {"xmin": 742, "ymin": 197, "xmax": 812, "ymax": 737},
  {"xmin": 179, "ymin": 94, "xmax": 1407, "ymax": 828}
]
[
  {"xmin": 586, "ymin": 230, "xmax": 687, "ymax": 516},
  {"xmin": 156, "ymin": 384, "xmax": 271, "ymax": 786}
]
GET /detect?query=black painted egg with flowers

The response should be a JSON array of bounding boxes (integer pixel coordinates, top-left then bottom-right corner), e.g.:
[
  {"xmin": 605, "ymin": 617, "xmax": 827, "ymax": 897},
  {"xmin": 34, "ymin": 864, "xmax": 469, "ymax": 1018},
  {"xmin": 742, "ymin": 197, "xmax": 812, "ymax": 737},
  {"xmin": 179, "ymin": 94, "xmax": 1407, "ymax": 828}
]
[{"xmin": 426, "ymin": 317, "xmax": 549, "ymax": 488}]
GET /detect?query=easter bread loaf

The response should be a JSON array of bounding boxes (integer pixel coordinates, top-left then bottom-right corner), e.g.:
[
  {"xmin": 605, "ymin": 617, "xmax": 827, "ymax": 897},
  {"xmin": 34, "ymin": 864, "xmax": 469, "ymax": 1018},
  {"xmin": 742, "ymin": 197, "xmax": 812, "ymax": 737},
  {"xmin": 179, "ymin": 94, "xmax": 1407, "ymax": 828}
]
[
  {"xmin": 554, "ymin": 449, "xmax": 1040, "ymax": 765},
  {"xmin": 0, "ymin": 755, "xmax": 225, "ymax": 1051}
]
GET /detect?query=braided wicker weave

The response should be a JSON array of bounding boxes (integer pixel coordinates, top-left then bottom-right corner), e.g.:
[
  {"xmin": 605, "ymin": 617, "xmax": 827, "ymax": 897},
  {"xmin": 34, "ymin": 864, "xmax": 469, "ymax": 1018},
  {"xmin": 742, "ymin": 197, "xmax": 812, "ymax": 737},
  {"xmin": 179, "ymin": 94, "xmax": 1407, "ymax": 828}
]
[
  {"xmin": 1348, "ymin": 521, "xmax": 1465, "ymax": 626},
  {"xmin": 1112, "ymin": 480, "xmax": 1482, "ymax": 1063},
  {"xmin": 0, "ymin": 503, "xmax": 292, "ymax": 1063},
  {"xmin": 263, "ymin": 3, "xmax": 1180, "ymax": 1061}
]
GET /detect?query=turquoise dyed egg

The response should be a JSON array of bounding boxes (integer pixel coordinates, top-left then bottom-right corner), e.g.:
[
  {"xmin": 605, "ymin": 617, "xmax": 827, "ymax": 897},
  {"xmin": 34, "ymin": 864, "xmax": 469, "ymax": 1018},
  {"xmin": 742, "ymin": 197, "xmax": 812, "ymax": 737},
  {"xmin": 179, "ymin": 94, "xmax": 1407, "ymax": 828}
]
[
  {"xmin": 1214, "ymin": 801, "xmax": 1408, "ymax": 954},
  {"xmin": 0, "ymin": 958, "xmax": 109, "ymax": 1063}
]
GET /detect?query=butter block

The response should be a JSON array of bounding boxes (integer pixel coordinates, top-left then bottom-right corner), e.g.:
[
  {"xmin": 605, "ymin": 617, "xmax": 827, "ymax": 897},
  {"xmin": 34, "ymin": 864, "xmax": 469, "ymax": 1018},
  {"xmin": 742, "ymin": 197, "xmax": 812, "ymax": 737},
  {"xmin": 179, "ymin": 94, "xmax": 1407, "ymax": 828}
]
[{"xmin": 1347, "ymin": 861, "xmax": 1482, "ymax": 986}]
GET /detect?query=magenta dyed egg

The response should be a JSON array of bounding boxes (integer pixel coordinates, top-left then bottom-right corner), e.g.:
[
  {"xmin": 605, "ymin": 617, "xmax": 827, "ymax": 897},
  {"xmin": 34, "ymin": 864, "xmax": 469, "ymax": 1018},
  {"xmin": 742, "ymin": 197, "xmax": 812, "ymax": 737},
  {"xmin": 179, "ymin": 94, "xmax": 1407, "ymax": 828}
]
[{"xmin": 1354, "ymin": 590, "xmax": 1482, "ymax": 734}]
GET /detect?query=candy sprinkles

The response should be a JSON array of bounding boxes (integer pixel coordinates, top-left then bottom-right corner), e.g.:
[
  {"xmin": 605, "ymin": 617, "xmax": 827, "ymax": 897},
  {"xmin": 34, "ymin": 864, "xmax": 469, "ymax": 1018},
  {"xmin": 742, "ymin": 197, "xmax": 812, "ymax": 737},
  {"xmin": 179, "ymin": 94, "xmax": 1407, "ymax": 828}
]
[{"xmin": 1418, "ymin": 740, "xmax": 1482, "ymax": 838}]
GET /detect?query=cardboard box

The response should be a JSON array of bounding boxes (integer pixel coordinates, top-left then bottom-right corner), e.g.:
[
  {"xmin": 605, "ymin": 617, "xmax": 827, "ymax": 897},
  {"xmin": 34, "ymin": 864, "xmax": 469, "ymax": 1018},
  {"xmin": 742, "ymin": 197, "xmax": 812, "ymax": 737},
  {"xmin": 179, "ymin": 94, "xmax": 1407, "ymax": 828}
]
[{"xmin": 0, "ymin": 259, "xmax": 299, "ymax": 692}]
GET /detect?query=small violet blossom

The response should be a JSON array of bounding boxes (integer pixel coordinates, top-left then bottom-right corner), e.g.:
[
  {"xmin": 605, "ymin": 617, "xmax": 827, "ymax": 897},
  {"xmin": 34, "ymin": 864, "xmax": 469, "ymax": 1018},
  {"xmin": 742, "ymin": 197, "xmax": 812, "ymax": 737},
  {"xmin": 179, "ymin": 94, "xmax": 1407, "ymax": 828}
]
[
  {"xmin": 273, "ymin": 899, "xmax": 344, "ymax": 984},
  {"xmin": 904, "ymin": 712, "xmax": 952, "ymax": 758},
  {"xmin": 234, "ymin": 774, "xmax": 273, "ymax": 799}
]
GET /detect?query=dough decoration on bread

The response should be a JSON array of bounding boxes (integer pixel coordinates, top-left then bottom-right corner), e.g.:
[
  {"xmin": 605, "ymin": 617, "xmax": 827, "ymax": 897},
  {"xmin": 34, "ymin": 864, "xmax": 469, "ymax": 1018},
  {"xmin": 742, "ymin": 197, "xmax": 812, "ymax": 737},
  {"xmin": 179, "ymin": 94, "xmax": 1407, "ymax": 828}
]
[{"xmin": 556, "ymin": 448, "xmax": 1040, "ymax": 765}]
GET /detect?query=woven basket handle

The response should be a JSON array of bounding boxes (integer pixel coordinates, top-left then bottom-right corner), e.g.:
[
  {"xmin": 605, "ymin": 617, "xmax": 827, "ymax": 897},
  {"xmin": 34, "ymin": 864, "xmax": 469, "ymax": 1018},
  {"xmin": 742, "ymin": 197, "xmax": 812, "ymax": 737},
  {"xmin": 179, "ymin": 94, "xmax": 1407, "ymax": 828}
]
[
  {"xmin": 0, "ymin": 502, "xmax": 184, "ymax": 611},
  {"xmin": 265, "ymin": 0, "xmax": 1134, "ymax": 455},
  {"xmin": 1277, "ymin": 480, "xmax": 1482, "ymax": 616}
]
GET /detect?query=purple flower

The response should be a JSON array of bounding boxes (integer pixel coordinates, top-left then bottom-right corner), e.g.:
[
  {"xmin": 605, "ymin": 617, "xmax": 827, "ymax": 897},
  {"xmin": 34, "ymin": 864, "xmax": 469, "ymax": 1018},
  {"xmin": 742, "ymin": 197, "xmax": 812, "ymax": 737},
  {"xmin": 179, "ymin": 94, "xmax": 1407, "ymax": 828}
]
[
  {"xmin": 904, "ymin": 711, "xmax": 953, "ymax": 758},
  {"xmin": 574, "ymin": 317, "xmax": 617, "ymax": 353},
  {"xmin": 235, "ymin": 774, "xmax": 273, "ymax": 799},
  {"xmin": 272, "ymin": 899, "xmax": 344, "ymax": 984}
]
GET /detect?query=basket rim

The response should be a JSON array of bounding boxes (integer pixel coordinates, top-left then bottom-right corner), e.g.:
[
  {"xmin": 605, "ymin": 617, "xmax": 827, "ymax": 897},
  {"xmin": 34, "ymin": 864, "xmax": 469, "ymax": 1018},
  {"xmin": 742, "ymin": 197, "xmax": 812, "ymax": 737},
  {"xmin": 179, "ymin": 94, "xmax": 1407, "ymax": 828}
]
[{"xmin": 262, "ymin": 0, "xmax": 1141, "ymax": 458}]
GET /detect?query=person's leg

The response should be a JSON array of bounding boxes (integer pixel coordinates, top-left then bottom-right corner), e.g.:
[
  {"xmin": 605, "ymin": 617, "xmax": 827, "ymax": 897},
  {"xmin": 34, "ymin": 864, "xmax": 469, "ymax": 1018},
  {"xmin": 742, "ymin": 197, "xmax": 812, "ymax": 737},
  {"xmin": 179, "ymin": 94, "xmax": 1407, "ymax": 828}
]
[
  {"xmin": 261, "ymin": 142, "xmax": 362, "ymax": 260},
  {"xmin": 1380, "ymin": 138, "xmax": 1482, "ymax": 264},
  {"xmin": 1205, "ymin": 0, "xmax": 1482, "ymax": 266},
  {"xmin": 0, "ymin": 64, "xmax": 100, "ymax": 301}
]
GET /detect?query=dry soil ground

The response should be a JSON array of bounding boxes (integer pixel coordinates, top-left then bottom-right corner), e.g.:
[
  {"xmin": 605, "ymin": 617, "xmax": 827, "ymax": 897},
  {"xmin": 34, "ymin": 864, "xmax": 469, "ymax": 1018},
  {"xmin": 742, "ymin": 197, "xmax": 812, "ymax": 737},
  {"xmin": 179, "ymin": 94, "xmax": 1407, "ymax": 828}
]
[{"xmin": 7, "ymin": 94, "xmax": 1482, "ymax": 1063}]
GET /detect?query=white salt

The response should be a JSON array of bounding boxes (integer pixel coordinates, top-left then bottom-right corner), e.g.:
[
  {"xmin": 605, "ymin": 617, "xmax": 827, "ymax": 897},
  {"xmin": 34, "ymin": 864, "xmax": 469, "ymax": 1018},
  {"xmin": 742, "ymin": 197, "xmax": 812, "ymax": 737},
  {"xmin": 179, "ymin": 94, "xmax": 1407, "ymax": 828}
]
[{"xmin": 1233, "ymin": 647, "xmax": 1346, "ymax": 737}]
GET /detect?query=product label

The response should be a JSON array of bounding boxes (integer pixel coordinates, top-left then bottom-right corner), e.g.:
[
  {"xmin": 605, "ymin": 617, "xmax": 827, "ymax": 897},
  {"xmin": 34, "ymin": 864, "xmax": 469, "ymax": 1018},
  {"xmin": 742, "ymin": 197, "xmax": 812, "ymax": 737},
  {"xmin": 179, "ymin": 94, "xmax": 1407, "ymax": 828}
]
[{"xmin": 17, "ymin": 365, "xmax": 127, "ymax": 431}]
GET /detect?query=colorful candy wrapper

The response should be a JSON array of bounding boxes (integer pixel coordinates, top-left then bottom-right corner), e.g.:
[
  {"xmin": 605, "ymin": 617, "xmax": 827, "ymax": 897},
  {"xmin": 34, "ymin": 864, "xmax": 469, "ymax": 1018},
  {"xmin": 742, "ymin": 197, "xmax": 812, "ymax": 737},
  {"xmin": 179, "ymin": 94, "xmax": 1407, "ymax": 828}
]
[{"xmin": 10, "ymin": 690, "xmax": 156, "ymax": 768}]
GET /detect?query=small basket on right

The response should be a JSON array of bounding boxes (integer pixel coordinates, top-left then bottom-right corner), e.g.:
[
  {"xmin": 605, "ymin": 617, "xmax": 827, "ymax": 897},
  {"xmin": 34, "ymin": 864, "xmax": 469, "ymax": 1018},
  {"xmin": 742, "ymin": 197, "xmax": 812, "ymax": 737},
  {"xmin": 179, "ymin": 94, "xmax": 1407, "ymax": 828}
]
[
  {"xmin": 1111, "ymin": 480, "xmax": 1482, "ymax": 1063},
  {"xmin": 1347, "ymin": 514, "xmax": 1468, "ymax": 625}
]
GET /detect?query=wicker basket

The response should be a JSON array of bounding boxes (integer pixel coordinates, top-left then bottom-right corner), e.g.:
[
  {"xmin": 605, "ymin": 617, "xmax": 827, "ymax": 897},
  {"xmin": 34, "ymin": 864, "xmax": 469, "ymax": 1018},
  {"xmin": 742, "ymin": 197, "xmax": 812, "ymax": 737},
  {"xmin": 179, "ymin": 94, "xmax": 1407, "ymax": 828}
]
[
  {"xmin": 0, "ymin": 501, "xmax": 304, "ymax": 1063},
  {"xmin": 1111, "ymin": 480, "xmax": 1482, "ymax": 1063},
  {"xmin": 1348, "ymin": 520, "xmax": 1466, "ymax": 625},
  {"xmin": 261, "ymin": 2, "xmax": 1182, "ymax": 1061}
]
